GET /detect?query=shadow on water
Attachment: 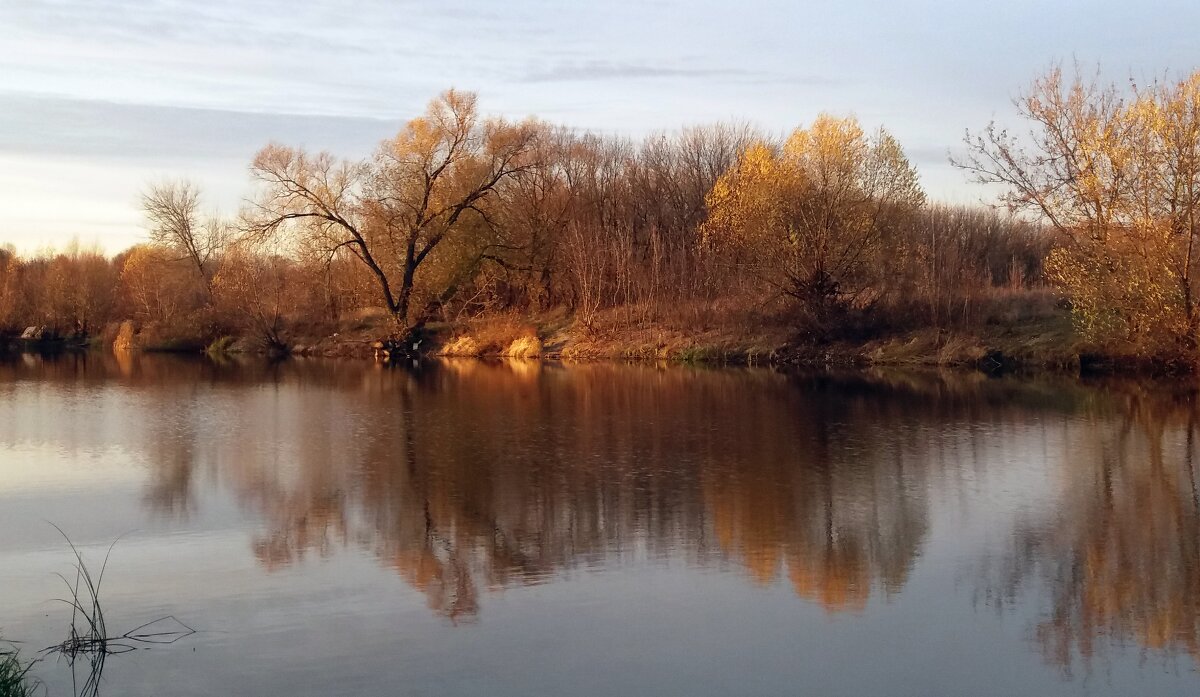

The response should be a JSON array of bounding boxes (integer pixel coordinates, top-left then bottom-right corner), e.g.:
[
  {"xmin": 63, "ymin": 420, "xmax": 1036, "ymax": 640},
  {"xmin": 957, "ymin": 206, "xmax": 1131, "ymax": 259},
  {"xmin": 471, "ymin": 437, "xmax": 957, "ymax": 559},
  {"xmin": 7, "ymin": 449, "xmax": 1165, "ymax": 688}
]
[{"xmin": 6, "ymin": 351, "xmax": 1200, "ymax": 673}]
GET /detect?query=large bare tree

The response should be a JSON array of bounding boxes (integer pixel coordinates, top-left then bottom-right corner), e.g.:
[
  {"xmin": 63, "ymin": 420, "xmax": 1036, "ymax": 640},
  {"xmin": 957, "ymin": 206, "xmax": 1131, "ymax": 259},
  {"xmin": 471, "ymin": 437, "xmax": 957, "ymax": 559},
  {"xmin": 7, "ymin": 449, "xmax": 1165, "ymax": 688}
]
[{"xmin": 245, "ymin": 89, "xmax": 539, "ymax": 331}]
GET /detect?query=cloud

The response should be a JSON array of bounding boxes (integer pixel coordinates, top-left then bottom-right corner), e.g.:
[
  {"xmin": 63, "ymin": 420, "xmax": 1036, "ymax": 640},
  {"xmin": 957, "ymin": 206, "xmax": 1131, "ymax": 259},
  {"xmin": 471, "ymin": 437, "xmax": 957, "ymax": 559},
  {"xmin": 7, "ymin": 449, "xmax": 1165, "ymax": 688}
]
[
  {"xmin": 0, "ymin": 94, "xmax": 405, "ymax": 252},
  {"xmin": 518, "ymin": 60, "xmax": 841, "ymax": 90},
  {"xmin": 0, "ymin": 94, "xmax": 395, "ymax": 163},
  {"xmin": 520, "ymin": 61, "xmax": 755, "ymax": 83},
  {"xmin": 3, "ymin": 0, "xmax": 484, "ymax": 53},
  {"xmin": 0, "ymin": 0, "xmax": 537, "ymax": 118},
  {"xmin": 902, "ymin": 145, "xmax": 955, "ymax": 169}
]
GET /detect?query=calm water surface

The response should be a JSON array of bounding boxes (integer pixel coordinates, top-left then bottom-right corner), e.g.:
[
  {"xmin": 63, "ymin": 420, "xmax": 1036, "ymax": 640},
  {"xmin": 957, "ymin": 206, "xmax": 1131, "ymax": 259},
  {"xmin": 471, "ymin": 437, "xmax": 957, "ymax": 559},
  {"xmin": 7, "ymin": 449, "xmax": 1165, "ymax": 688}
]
[{"xmin": 1, "ymin": 353, "xmax": 1199, "ymax": 696}]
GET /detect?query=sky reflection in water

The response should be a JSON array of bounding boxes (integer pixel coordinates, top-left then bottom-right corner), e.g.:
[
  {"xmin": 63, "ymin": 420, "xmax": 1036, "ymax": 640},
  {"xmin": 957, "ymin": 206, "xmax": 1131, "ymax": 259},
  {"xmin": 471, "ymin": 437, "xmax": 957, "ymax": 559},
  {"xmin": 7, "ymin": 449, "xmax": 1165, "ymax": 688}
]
[{"xmin": 1, "ymin": 353, "xmax": 1198, "ymax": 696}]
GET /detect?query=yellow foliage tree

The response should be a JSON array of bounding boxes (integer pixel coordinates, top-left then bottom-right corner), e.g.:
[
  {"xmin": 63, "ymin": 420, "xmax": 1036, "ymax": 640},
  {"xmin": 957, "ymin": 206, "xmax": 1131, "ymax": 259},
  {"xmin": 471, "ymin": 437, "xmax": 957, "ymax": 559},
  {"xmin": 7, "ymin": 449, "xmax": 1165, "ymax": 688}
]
[
  {"xmin": 958, "ymin": 66, "xmax": 1200, "ymax": 355},
  {"xmin": 702, "ymin": 115, "xmax": 924, "ymax": 319}
]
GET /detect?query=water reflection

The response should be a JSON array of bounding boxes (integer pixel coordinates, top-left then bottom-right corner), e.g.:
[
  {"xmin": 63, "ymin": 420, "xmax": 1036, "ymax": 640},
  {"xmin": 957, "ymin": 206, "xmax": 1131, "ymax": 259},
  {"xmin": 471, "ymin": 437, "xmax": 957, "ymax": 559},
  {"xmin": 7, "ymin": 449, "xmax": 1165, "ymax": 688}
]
[
  {"xmin": 6, "ymin": 352, "xmax": 1200, "ymax": 674},
  {"xmin": 989, "ymin": 382, "xmax": 1200, "ymax": 672},
  {"xmin": 0, "ymin": 354, "xmax": 943, "ymax": 620}
]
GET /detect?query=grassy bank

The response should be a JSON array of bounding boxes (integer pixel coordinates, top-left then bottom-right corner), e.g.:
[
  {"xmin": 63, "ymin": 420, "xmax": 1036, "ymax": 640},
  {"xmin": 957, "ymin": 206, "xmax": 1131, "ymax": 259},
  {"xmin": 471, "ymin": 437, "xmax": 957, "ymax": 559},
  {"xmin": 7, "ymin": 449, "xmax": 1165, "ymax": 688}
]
[
  {"xmin": 424, "ymin": 307, "xmax": 1086, "ymax": 371},
  {"xmin": 67, "ymin": 289, "xmax": 1199, "ymax": 376},
  {"xmin": 417, "ymin": 293, "xmax": 1196, "ymax": 374}
]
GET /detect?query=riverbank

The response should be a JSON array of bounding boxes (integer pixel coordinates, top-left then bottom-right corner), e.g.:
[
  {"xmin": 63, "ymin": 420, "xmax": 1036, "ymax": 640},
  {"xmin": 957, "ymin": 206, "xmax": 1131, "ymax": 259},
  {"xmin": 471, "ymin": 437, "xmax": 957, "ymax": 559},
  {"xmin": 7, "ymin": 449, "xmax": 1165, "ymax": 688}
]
[
  {"xmin": 16, "ymin": 292, "xmax": 1190, "ymax": 375},
  {"xmin": 420, "ymin": 306, "xmax": 1090, "ymax": 372},
  {"xmin": 255, "ymin": 314, "xmax": 1171, "ymax": 376}
]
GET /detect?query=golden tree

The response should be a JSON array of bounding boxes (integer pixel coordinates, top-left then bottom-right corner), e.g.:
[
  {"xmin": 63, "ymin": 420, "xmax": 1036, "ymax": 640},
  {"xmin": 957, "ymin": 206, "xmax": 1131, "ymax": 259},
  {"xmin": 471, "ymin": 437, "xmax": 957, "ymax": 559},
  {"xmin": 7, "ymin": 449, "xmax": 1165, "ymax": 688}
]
[
  {"xmin": 957, "ymin": 66, "xmax": 1200, "ymax": 354},
  {"xmin": 702, "ymin": 115, "xmax": 924, "ymax": 319},
  {"xmin": 40, "ymin": 243, "xmax": 119, "ymax": 334},
  {"xmin": 119, "ymin": 245, "xmax": 200, "ymax": 324},
  {"xmin": 0, "ymin": 246, "xmax": 23, "ymax": 332}
]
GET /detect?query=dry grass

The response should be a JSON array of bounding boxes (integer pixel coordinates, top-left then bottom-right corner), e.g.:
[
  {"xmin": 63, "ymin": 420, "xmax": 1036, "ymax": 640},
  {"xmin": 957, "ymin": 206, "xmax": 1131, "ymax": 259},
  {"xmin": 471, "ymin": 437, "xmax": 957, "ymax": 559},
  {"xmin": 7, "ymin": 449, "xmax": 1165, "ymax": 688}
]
[
  {"xmin": 505, "ymin": 335, "xmax": 543, "ymax": 358},
  {"xmin": 547, "ymin": 298, "xmax": 789, "ymax": 364},
  {"xmin": 110, "ymin": 320, "xmax": 136, "ymax": 352},
  {"xmin": 853, "ymin": 289, "xmax": 1081, "ymax": 369},
  {"xmin": 43, "ymin": 528, "xmax": 195, "ymax": 697},
  {"xmin": 156, "ymin": 284, "xmax": 1100, "ymax": 371},
  {"xmin": 442, "ymin": 288, "xmax": 1087, "ymax": 371},
  {"xmin": 438, "ymin": 334, "xmax": 481, "ymax": 356},
  {"xmin": 336, "ymin": 306, "xmax": 391, "ymax": 333},
  {"xmin": 436, "ymin": 314, "xmax": 541, "ymax": 357}
]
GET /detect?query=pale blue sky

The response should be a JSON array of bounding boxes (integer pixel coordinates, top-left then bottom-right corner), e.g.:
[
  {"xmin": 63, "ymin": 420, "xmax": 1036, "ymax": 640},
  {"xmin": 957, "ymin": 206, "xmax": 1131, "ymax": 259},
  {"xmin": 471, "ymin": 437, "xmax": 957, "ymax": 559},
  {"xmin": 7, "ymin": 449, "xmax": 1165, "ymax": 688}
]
[{"xmin": 3, "ymin": 0, "xmax": 1199, "ymax": 252}]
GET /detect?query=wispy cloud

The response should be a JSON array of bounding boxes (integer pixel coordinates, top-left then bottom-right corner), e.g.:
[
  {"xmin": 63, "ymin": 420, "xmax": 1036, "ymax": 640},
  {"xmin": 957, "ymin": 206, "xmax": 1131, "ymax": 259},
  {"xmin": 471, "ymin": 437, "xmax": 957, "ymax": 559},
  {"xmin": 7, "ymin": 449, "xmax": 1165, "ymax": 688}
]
[
  {"xmin": 520, "ymin": 61, "xmax": 755, "ymax": 83},
  {"xmin": 0, "ymin": 94, "xmax": 394, "ymax": 162}
]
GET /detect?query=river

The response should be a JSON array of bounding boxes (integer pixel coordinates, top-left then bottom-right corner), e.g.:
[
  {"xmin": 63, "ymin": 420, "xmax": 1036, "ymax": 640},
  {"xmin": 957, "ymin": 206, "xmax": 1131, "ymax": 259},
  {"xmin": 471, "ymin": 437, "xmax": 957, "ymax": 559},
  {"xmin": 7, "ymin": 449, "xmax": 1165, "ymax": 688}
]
[{"xmin": 1, "ymin": 353, "xmax": 1198, "ymax": 696}]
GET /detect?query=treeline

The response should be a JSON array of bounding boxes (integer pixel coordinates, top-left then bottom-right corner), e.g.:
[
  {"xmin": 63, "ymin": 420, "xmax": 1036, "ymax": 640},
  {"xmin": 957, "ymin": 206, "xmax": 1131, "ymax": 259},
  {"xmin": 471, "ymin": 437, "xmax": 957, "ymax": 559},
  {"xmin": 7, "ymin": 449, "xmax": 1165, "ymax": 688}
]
[{"xmin": 1, "ymin": 88, "xmax": 1055, "ymax": 354}]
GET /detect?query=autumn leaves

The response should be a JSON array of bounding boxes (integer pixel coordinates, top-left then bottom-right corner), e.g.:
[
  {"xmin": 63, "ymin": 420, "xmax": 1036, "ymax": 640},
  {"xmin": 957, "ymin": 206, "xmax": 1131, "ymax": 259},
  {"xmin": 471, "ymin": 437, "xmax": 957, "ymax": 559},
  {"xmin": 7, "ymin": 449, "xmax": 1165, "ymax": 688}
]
[{"xmin": 958, "ymin": 67, "xmax": 1200, "ymax": 356}]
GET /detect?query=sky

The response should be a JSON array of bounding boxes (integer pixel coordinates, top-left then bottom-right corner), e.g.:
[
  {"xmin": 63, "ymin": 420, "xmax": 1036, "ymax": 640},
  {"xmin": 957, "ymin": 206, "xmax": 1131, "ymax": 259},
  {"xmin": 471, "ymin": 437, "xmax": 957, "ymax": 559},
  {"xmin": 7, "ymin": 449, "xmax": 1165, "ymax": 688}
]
[{"xmin": 3, "ymin": 0, "xmax": 1200, "ymax": 253}]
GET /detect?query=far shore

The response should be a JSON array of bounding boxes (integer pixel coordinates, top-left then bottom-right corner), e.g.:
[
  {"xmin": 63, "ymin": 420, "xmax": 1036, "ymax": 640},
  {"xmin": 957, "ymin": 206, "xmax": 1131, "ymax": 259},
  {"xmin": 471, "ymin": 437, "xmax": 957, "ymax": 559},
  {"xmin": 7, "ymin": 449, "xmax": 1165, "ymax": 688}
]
[{"xmin": 3, "ymin": 301, "xmax": 1189, "ymax": 377}]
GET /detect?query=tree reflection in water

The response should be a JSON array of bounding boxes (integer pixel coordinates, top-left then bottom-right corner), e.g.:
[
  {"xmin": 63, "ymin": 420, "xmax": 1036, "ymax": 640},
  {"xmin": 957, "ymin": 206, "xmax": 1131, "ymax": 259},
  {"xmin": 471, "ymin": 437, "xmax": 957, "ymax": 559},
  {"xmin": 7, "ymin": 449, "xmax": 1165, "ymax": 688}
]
[
  {"xmin": 116, "ymin": 357, "xmax": 948, "ymax": 620},
  {"xmin": 9, "ymin": 351, "xmax": 1200, "ymax": 669},
  {"xmin": 989, "ymin": 382, "xmax": 1200, "ymax": 673}
]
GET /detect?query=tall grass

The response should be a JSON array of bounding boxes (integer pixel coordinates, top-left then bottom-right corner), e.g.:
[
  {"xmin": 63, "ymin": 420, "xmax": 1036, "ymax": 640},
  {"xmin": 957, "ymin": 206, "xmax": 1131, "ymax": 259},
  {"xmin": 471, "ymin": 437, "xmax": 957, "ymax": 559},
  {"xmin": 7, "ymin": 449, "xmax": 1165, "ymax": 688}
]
[
  {"xmin": 0, "ymin": 646, "xmax": 37, "ymax": 697},
  {"xmin": 0, "ymin": 529, "xmax": 196, "ymax": 697},
  {"xmin": 43, "ymin": 527, "xmax": 195, "ymax": 697}
]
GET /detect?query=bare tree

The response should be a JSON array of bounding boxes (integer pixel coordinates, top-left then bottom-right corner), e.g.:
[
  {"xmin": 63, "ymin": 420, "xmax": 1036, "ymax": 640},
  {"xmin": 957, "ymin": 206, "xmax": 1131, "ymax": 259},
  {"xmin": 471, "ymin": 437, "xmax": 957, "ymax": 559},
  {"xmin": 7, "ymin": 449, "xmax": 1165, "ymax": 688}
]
[
  {"xmin": 212, "ymin": 242, "xmax": 292, "ymax": 353},
  {"xmin": 141, "ymin": 180, "xmax": 227, "ymax": 292},
  {"xmin": 245, "ymin": 89, "xmax": 539, "ymax": 332}
]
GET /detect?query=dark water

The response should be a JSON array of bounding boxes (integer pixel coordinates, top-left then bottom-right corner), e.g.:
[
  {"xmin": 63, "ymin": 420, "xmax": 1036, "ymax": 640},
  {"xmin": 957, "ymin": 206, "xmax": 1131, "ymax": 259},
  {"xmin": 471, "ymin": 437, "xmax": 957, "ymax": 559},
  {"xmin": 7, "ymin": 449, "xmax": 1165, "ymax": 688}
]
[{"xmin": 1, "ymin": 353, "xmax": 1199, "ymax": 696}]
